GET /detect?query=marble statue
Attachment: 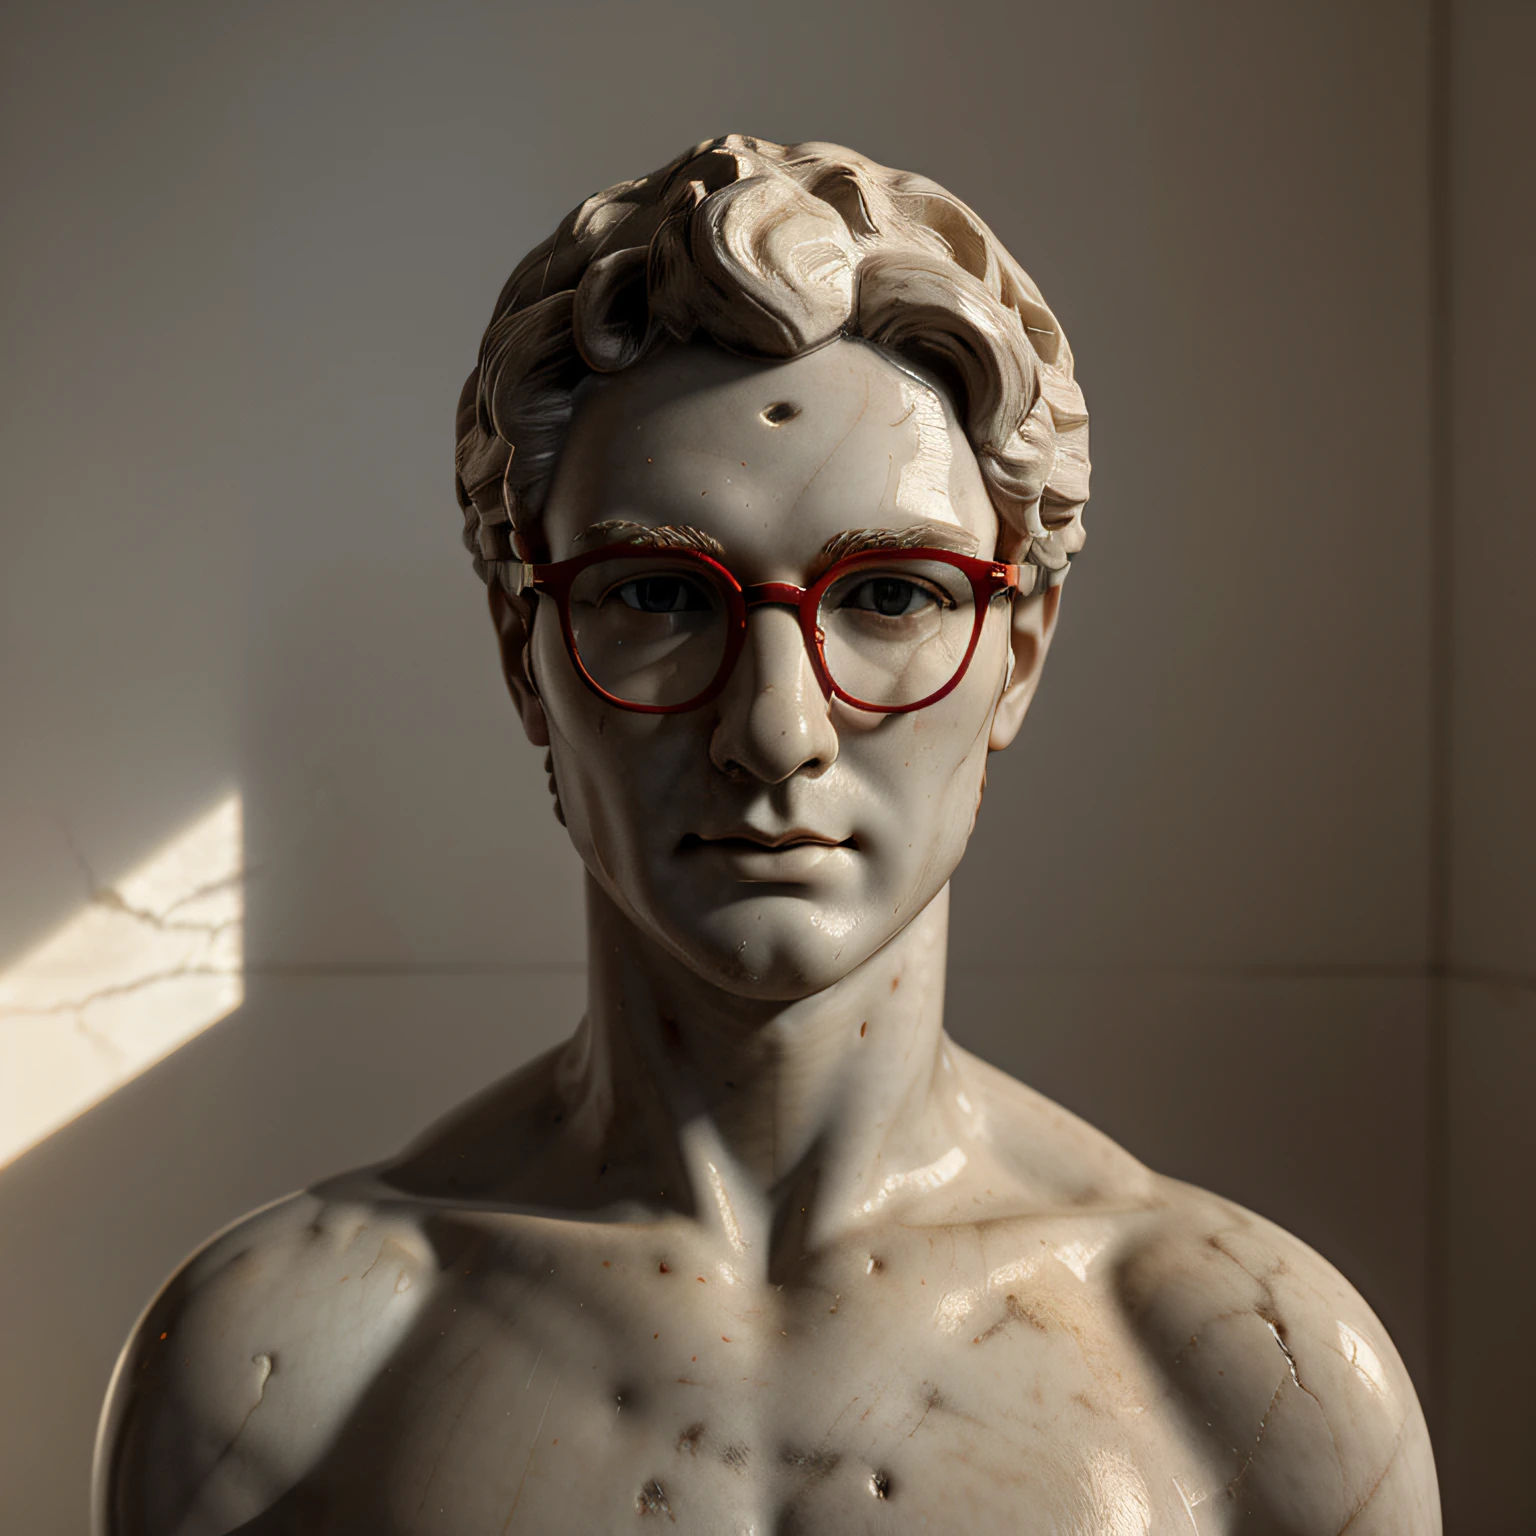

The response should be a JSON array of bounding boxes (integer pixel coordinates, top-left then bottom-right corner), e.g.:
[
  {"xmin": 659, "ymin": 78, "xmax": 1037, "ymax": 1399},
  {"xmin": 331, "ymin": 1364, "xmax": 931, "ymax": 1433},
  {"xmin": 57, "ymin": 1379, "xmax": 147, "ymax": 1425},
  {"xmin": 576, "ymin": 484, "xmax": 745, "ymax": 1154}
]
[{"xmin": 94, "ymin": 136, "xmax": 1440, "ymax": 1534}]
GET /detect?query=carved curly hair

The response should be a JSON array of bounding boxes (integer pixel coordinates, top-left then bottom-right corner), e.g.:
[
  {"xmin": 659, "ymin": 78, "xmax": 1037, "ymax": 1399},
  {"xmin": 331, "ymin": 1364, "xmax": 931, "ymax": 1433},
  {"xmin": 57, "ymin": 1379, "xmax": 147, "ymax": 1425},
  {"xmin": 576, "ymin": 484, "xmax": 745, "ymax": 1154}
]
[{"xmin": 454, "ymin": 135, "xmax": 1088, "ymax": 596}]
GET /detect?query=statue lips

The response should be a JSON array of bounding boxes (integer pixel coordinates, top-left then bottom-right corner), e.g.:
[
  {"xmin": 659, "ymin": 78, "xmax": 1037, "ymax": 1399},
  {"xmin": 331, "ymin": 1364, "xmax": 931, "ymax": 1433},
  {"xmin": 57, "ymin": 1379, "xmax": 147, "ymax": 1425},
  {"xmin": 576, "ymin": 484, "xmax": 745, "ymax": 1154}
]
[{"xmin": 682, "ymin": 827, "xmax": 853, "ymax": 882}]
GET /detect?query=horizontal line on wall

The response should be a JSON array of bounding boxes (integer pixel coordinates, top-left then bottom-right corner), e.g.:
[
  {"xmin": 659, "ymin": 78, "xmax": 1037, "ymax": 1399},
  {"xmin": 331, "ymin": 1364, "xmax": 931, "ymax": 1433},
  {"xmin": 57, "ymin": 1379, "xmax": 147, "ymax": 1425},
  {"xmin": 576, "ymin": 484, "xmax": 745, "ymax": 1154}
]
[
  {"xmin": 229, "ymin": 960, "xmax": 1536, "ymax": 992},
  {"xmin": 242, "ymin": 961, "xmax": 587, "ymax": 978},
  {"xmin": 1437, "ymin": 965, "xmax": 1536, "ymax": 995}
]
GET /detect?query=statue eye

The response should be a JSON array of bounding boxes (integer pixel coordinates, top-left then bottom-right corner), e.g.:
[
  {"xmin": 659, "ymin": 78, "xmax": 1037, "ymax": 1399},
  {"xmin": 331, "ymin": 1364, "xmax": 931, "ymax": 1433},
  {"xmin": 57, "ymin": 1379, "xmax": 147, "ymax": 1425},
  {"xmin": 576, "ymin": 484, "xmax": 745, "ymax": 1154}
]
[
  {"xmin": 614, "ymin": 575, "xmax": 713, "ymax": 614},
  {"xmin": 839, "ymin": 575, "xmax": 948, "ymax": 617}
]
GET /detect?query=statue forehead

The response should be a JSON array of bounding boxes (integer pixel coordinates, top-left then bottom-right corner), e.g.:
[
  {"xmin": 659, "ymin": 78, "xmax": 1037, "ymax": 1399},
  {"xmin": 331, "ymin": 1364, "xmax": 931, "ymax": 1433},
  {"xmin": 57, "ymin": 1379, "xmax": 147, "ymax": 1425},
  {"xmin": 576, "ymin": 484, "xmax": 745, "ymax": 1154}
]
[{"xmin": 547, "ymin": 338, "xmax": 994, "ymax": 545}]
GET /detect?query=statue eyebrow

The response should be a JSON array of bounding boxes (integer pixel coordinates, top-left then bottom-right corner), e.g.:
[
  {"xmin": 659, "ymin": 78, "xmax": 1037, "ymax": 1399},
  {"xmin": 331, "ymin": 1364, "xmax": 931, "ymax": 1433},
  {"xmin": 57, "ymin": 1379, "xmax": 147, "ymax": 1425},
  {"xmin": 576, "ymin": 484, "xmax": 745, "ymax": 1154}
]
[
  {"xmin": 573, "ymin": 520, "xmax": 726, "ymax": 557},
  {"xmin": 817, "ymin": 523, "xmax": 980, "ymax": 563}
]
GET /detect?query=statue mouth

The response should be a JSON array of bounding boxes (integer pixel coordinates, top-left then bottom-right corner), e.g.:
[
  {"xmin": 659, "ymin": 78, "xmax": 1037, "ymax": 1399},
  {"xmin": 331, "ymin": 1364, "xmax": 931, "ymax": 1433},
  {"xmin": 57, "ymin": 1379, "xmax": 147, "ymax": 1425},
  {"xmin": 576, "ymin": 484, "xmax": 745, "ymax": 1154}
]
[
  {"xmin": 679, "ymin": 830, "xmax": 856, "ymax": 881},
  {"xmin": 682, "ymin": 829, "xmax": 852, "ymax": 852}
]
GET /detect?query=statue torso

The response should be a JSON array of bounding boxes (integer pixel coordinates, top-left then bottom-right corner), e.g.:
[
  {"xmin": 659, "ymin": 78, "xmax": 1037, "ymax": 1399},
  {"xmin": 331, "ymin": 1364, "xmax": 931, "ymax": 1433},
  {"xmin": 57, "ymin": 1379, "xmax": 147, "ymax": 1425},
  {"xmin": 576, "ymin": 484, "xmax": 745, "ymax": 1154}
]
[
  {"xmin": 177, "ymin": 1198, "xmax": 1210, "ymax": 1534},
  {"xmin": 99, "ymin": 1046, "xmax": 1436, "ymax": 1535}
]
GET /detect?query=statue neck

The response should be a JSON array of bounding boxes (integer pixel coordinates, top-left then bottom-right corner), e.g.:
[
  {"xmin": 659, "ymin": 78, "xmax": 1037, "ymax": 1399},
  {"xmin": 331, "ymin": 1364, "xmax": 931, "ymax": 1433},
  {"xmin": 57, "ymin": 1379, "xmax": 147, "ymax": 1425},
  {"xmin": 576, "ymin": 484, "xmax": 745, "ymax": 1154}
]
[{"xmin": 565, "ymin": 872, "xmax": 965, "ymax": 1273}]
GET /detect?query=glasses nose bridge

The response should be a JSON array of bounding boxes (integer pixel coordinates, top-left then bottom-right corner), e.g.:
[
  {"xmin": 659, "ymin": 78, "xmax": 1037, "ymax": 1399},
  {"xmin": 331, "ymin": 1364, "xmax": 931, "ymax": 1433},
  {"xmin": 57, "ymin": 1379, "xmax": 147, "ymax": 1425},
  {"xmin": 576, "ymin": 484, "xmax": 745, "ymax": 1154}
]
[
  {"xmin": 735, "ymin": 574, "xmax": 815, "ymax": 650},
  {"xmin": 740, "ymin": 579, "xmax": 810, "ymax": 613},
  {"xmin": 735, "ymin": 579, "xmax": 822, "ymax": 679}
]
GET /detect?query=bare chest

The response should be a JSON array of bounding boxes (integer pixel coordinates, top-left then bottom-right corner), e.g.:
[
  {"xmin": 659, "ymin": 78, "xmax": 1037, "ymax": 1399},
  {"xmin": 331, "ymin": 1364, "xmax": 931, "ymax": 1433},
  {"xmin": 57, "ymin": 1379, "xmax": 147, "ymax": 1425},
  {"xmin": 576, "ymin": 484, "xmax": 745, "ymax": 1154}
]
[{"xmin": 254, "ymin": 1218, "xmax": 1214, "ymax": 1534}]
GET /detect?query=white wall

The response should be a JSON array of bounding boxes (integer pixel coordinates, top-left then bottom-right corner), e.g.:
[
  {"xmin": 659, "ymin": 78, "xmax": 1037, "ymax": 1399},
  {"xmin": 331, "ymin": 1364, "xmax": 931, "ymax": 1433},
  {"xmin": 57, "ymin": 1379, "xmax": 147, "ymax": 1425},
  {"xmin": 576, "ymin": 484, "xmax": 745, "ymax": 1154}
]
[{"xmin": 4, "ymin": 0, "xmax": 1514, "ymax": 1528}]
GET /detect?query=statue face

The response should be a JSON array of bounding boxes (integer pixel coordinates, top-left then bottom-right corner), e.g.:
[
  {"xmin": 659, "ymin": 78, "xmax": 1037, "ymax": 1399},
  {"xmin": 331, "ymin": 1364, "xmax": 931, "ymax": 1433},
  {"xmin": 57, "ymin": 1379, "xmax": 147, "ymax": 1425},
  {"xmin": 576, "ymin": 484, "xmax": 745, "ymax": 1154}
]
[{"xmin": 520, "ymin": 338, "xmax": 1031, "ymax": 1000}]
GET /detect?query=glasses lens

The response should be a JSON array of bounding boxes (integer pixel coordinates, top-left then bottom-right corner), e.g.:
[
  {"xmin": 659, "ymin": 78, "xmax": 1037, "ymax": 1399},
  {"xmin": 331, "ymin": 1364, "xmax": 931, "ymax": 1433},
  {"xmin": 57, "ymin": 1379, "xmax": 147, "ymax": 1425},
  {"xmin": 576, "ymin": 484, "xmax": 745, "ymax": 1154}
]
[
  {"xmin": 818, "ymin": 558, "xmax": 978, "ymax": 707},
  {"xmin": 568, "ymin": 557, "xmax": 731, "ymax": 707}
]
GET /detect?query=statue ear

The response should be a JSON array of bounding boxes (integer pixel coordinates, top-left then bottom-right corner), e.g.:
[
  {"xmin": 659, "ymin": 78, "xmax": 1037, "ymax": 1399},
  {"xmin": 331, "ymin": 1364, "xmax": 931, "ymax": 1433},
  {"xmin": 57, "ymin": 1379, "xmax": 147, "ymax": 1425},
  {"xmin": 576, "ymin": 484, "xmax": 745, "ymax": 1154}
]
[
  {"xmin": 489, "ymin": 583, "xmax": 550, "ymax": 748},
  {"xmin": 988, "ymin": 583, "xmax": 1061, "ymax": 752}
]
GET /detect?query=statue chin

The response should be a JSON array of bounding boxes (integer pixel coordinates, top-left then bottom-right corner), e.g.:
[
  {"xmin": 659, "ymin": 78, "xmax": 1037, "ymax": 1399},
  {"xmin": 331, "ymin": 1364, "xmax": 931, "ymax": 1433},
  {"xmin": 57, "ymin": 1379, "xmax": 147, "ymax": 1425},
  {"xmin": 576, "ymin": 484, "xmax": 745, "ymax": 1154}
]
[
  {"xmin": 92, "ymin": 135, "xmax": 1441, "ymax": 1536},
  {"xmin": 625, "ymin": 887, "xmax": 894, "ymax": 1003}
]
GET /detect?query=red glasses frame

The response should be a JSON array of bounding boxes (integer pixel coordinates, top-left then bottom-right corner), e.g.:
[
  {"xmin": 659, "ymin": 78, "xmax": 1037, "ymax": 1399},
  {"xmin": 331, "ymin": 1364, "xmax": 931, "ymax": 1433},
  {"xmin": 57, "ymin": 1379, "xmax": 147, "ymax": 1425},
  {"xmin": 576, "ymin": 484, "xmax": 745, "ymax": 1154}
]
[{"xmin": 511, "ymin": 544, "xmax": 1022, "ymax": 715}]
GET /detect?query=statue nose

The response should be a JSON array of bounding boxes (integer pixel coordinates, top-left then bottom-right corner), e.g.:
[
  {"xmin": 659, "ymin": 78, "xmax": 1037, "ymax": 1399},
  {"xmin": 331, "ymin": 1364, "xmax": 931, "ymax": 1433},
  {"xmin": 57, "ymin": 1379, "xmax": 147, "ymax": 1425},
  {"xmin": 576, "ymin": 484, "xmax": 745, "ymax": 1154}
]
[{"xmin": 708, "ymin": 605, "xmax": 838, "ymax": 783}]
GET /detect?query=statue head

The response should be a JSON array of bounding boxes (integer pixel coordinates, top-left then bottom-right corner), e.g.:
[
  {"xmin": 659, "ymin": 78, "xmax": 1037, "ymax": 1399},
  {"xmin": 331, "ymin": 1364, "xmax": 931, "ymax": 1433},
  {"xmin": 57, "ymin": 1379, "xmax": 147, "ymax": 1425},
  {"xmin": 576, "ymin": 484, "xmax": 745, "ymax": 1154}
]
[{"xmin": 454, "ymin": 136, "xmax": 1090, "ymax": 1000}]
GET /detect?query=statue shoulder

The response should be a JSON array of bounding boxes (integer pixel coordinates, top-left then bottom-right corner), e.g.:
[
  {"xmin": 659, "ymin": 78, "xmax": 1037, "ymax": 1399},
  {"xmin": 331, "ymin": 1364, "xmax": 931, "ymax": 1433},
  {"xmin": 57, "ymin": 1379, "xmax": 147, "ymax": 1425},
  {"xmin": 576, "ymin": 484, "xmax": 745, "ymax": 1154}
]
[
  {"xmin": 1119, "ymin": 1186, "xmax": 1440, "ymax": 1532},
  {"xmin": 949, "ymin": 1041, "xmax": 1159, "ymax": 1208},
  {"xmin": 93, "ymin": 1188, "xmax": 436, "ymax": 1536}
]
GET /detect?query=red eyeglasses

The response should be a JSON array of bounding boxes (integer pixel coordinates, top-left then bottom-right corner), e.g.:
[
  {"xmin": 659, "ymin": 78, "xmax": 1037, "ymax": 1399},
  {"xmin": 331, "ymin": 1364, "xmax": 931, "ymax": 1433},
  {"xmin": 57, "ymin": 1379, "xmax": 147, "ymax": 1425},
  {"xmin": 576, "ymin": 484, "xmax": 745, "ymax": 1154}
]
[{"xmin": 511, "ymin": 542, "xmax": 1021, "ymax": 714}]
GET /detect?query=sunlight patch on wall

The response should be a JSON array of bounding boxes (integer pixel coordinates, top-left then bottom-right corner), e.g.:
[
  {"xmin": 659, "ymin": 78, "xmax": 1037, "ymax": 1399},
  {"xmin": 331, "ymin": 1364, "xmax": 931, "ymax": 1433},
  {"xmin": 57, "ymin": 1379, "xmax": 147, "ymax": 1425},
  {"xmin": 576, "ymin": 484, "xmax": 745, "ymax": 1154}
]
[{"xmin": 0, "ymin": 793, "xmax": 244, "ymax": 1170}]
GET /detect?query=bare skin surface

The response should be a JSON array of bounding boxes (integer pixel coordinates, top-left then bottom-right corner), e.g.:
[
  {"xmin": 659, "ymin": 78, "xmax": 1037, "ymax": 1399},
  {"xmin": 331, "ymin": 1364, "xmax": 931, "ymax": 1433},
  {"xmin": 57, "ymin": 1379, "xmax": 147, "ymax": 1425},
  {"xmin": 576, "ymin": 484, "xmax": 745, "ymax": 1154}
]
[{"xmin": 96, "ymin": 341, "xmax": 1437, "ymax": 1533}]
